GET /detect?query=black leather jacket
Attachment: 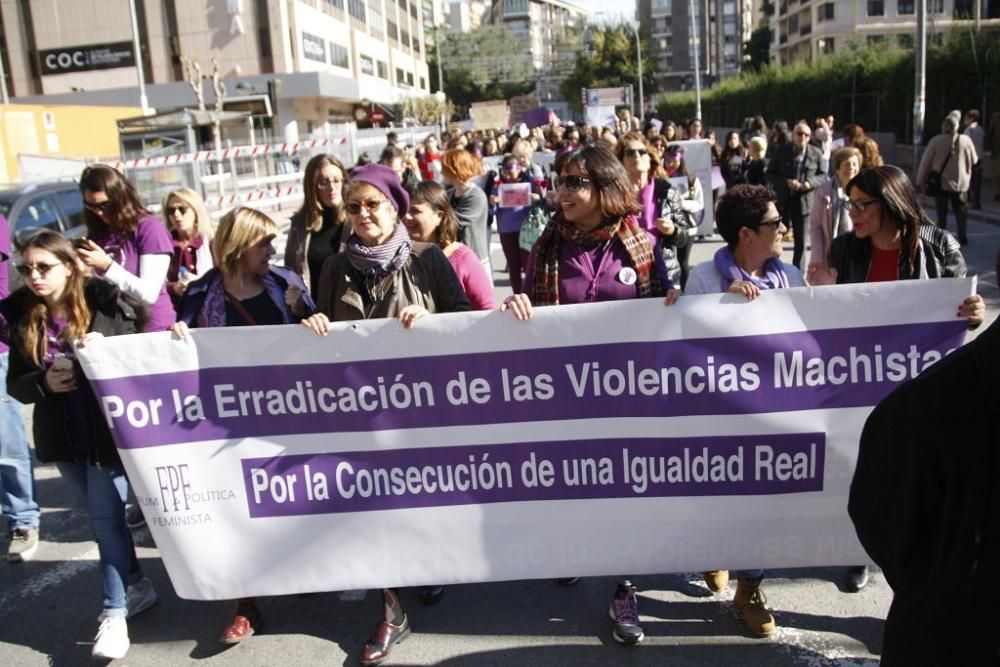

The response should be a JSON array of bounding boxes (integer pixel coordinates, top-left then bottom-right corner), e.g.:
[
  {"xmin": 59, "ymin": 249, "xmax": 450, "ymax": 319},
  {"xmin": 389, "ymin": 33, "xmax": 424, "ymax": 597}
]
[
  {"xmin": 2, "ymin": 279, "xmax": 141, "ymax": 467},
  {"xmin": 651, "ymin": 178, "xmax": 691, "ymax": 287},
  {"xmin": 828, "ymin": 224, "xmax": 966, "ymax": 284}
]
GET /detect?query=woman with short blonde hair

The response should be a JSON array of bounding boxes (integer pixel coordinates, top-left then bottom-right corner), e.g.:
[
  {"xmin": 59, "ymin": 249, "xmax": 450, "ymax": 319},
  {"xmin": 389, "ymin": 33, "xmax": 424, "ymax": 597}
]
[{"xmin": 161, "ymin": 187, "xmax": 214, "ymax": 304}]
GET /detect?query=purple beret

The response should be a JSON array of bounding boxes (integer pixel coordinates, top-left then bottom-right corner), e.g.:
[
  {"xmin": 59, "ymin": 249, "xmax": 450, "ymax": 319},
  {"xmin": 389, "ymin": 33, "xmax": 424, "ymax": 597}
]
[{"xmin": 349, "ymin": 163, "xmax": 410, "ymax": 216}]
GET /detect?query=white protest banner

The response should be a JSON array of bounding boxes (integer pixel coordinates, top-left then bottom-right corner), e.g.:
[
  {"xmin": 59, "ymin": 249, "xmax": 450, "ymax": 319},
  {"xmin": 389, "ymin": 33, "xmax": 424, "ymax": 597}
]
[
  {"xmin": 77, "ymin": 280, "xmax": 972, "ymax": 600},
  {"xmin": 672, "ymin": 139, "xmax": 715, "ymax": 235},
  {"xmin": 498, "ymin": 182, "xmax": 531, "ymax": 208}
]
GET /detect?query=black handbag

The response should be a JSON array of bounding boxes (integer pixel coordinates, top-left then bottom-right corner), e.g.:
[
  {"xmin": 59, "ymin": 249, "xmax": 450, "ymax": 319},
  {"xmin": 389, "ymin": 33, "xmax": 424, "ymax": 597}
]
[{"xmin": 926, "ymin": 139, "xmax": 955, "ymax": 197}]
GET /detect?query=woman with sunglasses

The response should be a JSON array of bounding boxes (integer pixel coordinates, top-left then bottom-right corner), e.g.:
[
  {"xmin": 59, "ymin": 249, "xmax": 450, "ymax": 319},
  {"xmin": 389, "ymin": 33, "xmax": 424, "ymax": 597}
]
[
  {"xmin": 807, "ymin": 166, "xmax": 984, "ymax": 332},
  {"xmin": 161, "ymin": 188, "xmax": 214, "ymax": 306},
  {"xmin": 285, "ymin": 154, "xmax": 348, "ymax": 297},
  {"xmin": 405, "ymin": 180, "xmax": 495, "ymax": 310},
  {"xmin": 501, "ymin": 144, "xmax": 677, "ymax": 647},
  {"xmin": 76, "ymin": 165, "xmax": 176, "ymax": 332},
  {"xmin": 682, "ymin": 184, "xmax": 803, "ymax": 636},
  {"xmin": 301, "ymin": 164, "xmax": 470, "ymax": 666},
  {"xmin": 2, "ymin": 230, "xmax": 155, "ymax": 660},
  {"xmin": 616, "ymin": 132, "xmax": 689, "ymax": 287},
  {"xmin": 171, "ymin": 208, "xmax": 312, "ymax": 645}
]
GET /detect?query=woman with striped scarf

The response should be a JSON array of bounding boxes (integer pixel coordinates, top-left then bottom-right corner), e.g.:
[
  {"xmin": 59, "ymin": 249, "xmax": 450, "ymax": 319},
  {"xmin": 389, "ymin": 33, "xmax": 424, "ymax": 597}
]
[{"xmin": 500, "ymin": 143, "xmax": 678, "ymax": 646}]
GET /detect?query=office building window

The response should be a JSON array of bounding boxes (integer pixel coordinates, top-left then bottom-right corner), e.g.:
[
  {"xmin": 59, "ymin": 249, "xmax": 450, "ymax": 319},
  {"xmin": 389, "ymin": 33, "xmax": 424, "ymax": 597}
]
[
  {"xmin": 377, "ymin": 61, "xmax": 388, "ymax": 79},
  {"xmin": 349, "ymin": 0, "xmax": 366, "ymax": 22},
  {"xmin": 360, "ymin": 54, "xmax": 374, "ymax": 75},
  {"xmin": 324, "ymin": 0, "xmax": 345, "ymax": 9},
  {"xmin": 819, "ymin": 37, "xmax": 835, "ymax": 54},
  {"xmin": 897, "ymin": 33, "xmax": 914, "ymax": 48},
  {"xmin": 330, "ymin": 43, "xmax": 349, "ymax": 68},
  {"xmin": 898, "ymin": 0, "xmax": 914, "ymax": 15},
  {"xmin": 866, "ymin": 34, "xmax": 885, "ymax": 44},
  {"xmin": 867, "ymin": 1, "xmax": 884, "ymax": 16},
  {"xmin": 818, "ymin": 3, "xmax": 834, "ymax": 21},
  {"xmin": 387, "ymin": 20, "xmax": 398, "ymax": 41}
]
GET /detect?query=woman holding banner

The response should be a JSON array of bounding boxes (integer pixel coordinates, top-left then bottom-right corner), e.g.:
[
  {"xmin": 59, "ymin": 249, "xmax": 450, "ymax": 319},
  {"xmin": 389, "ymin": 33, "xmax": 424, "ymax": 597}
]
[
  {"xmin": 2, "ymin": 230, "xmax": 155, "ymax": 660},
  {"xmin": 807, "ymin": 166, "xmax": 983, "ymax": 326},
  {"xmin": 682, "ymin": 184, "xmax": 803, "ymax": 637},
  {"xmin": 501, "ymin": 144, "xmax": 677, "ymax": 647},
  {"xmin": 301, "ymin": 163, "xmax": 470, "ymax": 665},
  {"xmin": 172, "ymin": 207, "xmax": 313, "ymax": 644},
  {"xmin": 405, "ymin": 181, "xmax": 495, "ymax": 310}
]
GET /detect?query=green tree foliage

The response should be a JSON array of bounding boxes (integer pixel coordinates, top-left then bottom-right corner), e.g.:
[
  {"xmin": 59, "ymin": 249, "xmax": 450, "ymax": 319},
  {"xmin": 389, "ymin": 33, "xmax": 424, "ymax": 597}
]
[
  {"xmin": 434, "ymin": 27, "xmax": 536, "ymax": 116},
  {"xmin": 401, "ymin": 95, "xmax": 453, "ymax": 125},
  {"xmin": 744, "ymin": 24, "xmax": 773, "ymax": 72},
  {"xmin": 656, "ymin": 30, "xmax": 1000, "ymax": 143},
  {"xmin": 560, "ymin": 23, "xmax": 659, "ymax": 114}
]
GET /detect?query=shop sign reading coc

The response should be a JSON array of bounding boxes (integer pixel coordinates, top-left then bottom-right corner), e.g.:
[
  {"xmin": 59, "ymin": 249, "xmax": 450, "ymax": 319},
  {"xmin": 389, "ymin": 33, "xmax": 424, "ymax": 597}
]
[{"xmin": 39, "ymin": 41, "xmax": 135, "ymax": 76}]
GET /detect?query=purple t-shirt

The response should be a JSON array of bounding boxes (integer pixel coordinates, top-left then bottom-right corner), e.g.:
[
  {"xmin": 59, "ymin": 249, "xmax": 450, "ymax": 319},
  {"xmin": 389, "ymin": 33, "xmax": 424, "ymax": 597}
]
[
  {"xmin": 0, "ymin": 214, "xmax": 10, "ymax": 353},
  {"xmin": 447, "ymin": 243, "xmax": 496, "ymax": 311},
  {"xmin": 93, "ymin": 214, "xmax": 175, "ymax": 332},
  {"xmin": 637, "ymin": 180, "xmax": 658, "ymax": 233},
  {"xmin": 524, "ymin": 230, "xmax": 666, "ymax": 304}
]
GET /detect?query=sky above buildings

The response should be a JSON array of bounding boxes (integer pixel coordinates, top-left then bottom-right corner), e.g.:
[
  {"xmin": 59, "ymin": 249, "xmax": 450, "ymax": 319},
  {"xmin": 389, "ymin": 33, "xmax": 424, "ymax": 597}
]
[{"xmin": 569, "ymin": 0, "xmax": 636, "ymax": 23}]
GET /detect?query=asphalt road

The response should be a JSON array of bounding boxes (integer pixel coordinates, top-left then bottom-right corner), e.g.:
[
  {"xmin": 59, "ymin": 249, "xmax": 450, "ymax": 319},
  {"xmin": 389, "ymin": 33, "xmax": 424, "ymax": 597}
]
[{"xmin": 1, "ymin": 204, "xmax": 996, "ymax": 666}]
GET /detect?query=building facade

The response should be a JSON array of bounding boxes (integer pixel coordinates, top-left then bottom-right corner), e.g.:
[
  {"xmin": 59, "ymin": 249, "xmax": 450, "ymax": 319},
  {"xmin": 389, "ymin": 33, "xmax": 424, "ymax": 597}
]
[
  {"xmin": 772, "ymin": 0, "xmax": 1000, "ymax": 65},
  {"xmin": 638, "ymin": 0, "xmax": 753, "ymax": 93},
  {"xmin": 447, "ymin": 0, "xmax": 490, "ymax": 31},
  {"xmin": 0, "ymin": 0, "xmax": 434, "ymax": 141},
  {"xmin": 480, "ymin": 0, "xmax": 587, "ymax": 100}
]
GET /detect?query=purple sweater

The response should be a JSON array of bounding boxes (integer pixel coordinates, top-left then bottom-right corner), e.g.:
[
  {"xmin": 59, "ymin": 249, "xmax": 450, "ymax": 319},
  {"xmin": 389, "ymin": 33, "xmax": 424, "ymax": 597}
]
[{"xmin": 523, "ymin": 230, "xmax": 668, "ymax": 304}]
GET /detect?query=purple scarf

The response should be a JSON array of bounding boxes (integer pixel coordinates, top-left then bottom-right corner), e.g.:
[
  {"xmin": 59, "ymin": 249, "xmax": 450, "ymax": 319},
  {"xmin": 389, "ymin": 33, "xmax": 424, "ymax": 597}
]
[
  {"xmin": 713, "ymin": 246, "xmax": 789, "ymax": 292},
  {"xmin": 346, "ymin": 223, "xmax": 412, "ymax": 277}
]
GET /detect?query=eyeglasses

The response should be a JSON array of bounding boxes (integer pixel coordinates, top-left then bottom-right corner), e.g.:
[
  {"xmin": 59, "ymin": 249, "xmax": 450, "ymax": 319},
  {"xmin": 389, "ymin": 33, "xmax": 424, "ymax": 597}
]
[
  {"xmin": 84, "ymin": 200, "xmax": 114, "ymax": 213},
  {"xmin": 845, "ymin": 198, "xmax": 881, "ymax": 213},
  {"xmin": 16, "ymin": 262, "xmax": 62, "ymax": 278},
  {"xmin": 557, "ymin": 175, "xmax": 592, "ymax": 191},
  {"xmin": 624, "ymin": 148, "xmax": 649, "ymax": 158},
  {"xmin": 756, "ymin": 216, "xmax": 785, "ymax": 229},
  {"xmin": 346, "ymin": 199, "xmax": 387, "ymax": 215},
  {"xmin": 502, "ymin": 164, "xmax": 520, "ymax": 171},
  {"xmin": 316, "ymin": 179, "xmax": 344, "ymax": 191},
  {"xmin": 165, "ymin": 205, "xmax": 189, "ymax": 215}
]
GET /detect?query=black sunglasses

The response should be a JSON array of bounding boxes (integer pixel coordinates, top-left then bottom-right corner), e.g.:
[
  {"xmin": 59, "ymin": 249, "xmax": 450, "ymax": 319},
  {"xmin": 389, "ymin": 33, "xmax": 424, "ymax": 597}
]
[
  {"xmin": 557, "ymin": 175, "xmax": 592, "ymax": 191},
  {"xmin": 84, "ymin": 200, "xmax": 114, "ymax": 213},
  {"xmin": 756, "ymin": 216, "xmax": 784, "ymax": 229},
  {"xmin": 624, "ymin": 148, "xmax": 649, "ymax": 158},
  {"xmin": 165, "ymin": 205, "xmax": 189, "ymax": 215}
]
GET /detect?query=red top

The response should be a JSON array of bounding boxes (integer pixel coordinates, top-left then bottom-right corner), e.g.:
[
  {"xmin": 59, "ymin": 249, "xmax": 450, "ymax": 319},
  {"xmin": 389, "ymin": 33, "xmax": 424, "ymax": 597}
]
[{"xmin": 867, "ymin": 246, "xmax": 901, "ymax": 282}]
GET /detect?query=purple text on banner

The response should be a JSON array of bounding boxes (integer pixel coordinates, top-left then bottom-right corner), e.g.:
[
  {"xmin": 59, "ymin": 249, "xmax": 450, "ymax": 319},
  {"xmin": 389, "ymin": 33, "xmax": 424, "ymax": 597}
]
[
  {"xmin": 240, "ymin": 433, "xmax": 825, "ymax": 518},
  {"xmin": 92, "ymin": 322, "xmax": 966, "ymax": 450}
]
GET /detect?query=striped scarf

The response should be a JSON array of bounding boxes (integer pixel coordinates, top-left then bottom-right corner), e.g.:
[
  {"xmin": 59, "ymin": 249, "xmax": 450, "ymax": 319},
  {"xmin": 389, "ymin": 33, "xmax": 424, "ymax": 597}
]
[{"xmin": 529, "ymin": 213, "xmax": 661, "ymax": 306}]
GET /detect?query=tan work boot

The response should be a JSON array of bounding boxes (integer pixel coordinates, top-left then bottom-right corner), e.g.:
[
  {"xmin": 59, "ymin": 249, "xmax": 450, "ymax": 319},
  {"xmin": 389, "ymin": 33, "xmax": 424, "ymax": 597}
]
[
  {"xmin": 733, "ymin": 576, "xmax": 776, "ymax": 637},
  {"xmin": 703, "ymin": 570, "xmax": 730, "ymax": 592}
]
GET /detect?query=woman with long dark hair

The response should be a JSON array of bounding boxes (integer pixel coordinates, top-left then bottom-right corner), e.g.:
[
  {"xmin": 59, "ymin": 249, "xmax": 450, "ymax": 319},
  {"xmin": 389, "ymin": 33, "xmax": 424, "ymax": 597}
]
[
  {"xmin": 76, "ymin": 164, "xmax": 175, "ymax": 331},
  {"xmin": 285, "ymin": 153, "xmax": 348, "ymax": 296},
  {"xmin": 661, "ymin": 144, "xmax": 705, "ymax": 289},
  {"xmin": 405, "ymin": 180, "xmax": 495, "ymax": 310},
  {"xmin": 2, "ymin": 230, "xmax": 155, "ymax": 660}
]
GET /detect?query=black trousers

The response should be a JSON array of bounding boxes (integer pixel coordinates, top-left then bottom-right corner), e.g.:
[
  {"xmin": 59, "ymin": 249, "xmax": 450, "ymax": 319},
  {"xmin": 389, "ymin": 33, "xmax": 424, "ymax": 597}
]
[
  {"xmin": 789, "ymin": 206, "xmax": 807, "ymax": 271},
  {"xmin": 935, "ymin": 191, "xmax": 968, "ymax": 244}
]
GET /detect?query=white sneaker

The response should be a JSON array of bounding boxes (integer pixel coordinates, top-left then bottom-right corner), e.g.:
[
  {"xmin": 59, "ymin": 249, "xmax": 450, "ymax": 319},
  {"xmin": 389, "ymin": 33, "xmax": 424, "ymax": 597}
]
[
  {"xmin": 126, "ymin": 577, "xmax": 158, "ymax": 619},
  {"xmin": 92, "ymin": 614, "xmax": 130, "ymax": 660}
]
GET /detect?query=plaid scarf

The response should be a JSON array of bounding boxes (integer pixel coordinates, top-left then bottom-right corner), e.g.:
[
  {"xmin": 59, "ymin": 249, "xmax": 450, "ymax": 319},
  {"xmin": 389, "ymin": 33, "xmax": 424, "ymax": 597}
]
[{"xmin": 529, "ymin": 213, "xmax": 661, "ymax": 306}]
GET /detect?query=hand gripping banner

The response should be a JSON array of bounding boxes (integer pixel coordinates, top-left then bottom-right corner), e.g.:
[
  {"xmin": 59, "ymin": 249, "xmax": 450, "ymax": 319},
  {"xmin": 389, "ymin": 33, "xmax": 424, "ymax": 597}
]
[{"xmin": 76, "ymin": 279, "xmax": 972, "ymax": 600}]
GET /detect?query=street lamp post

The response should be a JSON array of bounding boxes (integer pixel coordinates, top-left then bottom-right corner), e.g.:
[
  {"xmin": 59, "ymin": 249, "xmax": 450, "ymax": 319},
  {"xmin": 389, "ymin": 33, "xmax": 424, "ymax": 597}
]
[
  {"xmin": 127, "ymin": 0, "xmax": 150, "ymax": 115},
  {"xmin": 629, "ymin": 22, "xmax": 645, "ymax": 124},
  {"xmin": 913, "ymin": 0, "xmax": 927, "ymax": 180},
  {"xmin": 689, "ymin": 0, "xmax": 703, "ymax": 121}
]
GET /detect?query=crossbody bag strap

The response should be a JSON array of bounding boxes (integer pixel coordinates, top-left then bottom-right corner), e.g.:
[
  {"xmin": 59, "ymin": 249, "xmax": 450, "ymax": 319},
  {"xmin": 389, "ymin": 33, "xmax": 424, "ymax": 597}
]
[{"xmin": 223, "ymin": 290, "xmax": 258, "ymax": 326}]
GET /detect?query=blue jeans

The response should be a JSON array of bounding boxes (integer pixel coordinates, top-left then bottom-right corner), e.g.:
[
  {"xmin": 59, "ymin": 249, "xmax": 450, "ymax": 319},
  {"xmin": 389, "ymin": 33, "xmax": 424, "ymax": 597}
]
[
  {"xmin": 56, "ymin": 461, "xmax": 140, "ymax": 616},
  {"xmin": 0, "ymin": 352, "xmax": 40, "ymax": 532}
]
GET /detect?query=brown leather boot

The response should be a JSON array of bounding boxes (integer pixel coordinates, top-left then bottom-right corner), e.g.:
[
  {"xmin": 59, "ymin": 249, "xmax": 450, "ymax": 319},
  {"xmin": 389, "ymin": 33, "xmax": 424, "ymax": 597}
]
[
  {"xmin": 733, "ymin": 577, "xmax": 776, "ymax": 637},
  {"xmin": 360, "ymin": 588, "xmax": 411, "ymax": 665},
  {"xmin": 703, "ymin": 570, "xmax": 730, "ymax": 592}
]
